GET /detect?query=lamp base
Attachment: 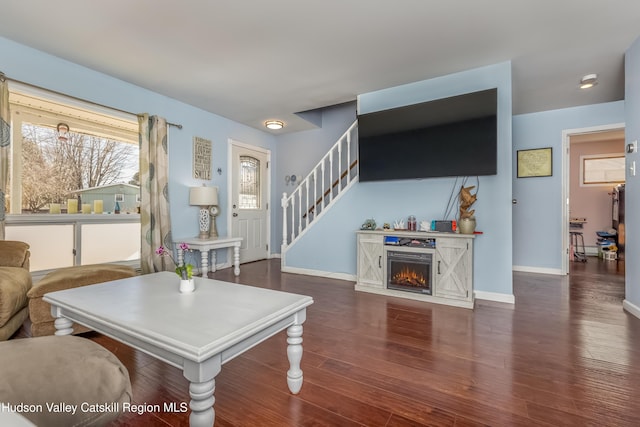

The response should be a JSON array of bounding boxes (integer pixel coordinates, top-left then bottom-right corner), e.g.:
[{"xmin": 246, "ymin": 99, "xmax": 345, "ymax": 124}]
[{"xmin": 197, "ymin": 207, "xmax": 211, "ymax": 239}]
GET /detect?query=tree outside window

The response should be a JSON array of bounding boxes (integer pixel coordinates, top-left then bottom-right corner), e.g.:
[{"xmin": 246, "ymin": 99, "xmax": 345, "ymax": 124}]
[{"xmin": 18, "ymin": 123, "xmax": 138, "ymax": 213}]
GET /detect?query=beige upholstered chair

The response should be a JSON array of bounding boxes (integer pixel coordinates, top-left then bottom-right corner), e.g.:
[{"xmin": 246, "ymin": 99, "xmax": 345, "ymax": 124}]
[{"xmin": 0, "ymin": 240, "xmax": 32, "ymax": 340}]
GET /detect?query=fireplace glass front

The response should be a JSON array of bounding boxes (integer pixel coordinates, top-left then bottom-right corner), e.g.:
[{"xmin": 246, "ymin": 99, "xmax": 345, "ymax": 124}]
[{"xmin": 386, "ymin": 249, "xmax": 433, "ymax": 295}]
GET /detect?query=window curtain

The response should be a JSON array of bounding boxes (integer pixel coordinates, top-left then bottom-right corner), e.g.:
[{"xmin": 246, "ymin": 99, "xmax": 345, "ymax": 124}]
[
  {"xmin": 138, "ymin": 113, "xmax": 175, "ymax": 274},
  {"xmin": 0, "ymin": 74, "xmax": 10, "ymax": 239}
]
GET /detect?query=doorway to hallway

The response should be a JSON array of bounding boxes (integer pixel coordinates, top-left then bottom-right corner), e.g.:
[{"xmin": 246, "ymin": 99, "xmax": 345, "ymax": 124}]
[{"xmin": 562, "ymin": 124, "xmax": 625, "ymax": 277}]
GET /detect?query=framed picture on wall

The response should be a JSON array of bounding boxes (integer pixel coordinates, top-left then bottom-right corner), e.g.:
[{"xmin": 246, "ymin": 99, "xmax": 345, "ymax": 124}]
[
  {"xmin": 193, "ymin": 136, "xmax": 212, "ymax": 180},
  {"xmin": 517, "ymin": 147, "xmax": 553, "ymax": 178}
]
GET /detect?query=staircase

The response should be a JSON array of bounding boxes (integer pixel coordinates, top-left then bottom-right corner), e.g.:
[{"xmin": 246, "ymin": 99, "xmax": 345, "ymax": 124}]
[{"xmin": 281, "ymin": 120, "xmax": 358, "ymax": 255}]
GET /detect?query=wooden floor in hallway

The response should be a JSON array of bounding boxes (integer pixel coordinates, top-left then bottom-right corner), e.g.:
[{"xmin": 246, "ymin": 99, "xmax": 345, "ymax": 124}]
[{"xmin": 13, "ymin": 256, "xmax": 640, "ymax": 426}]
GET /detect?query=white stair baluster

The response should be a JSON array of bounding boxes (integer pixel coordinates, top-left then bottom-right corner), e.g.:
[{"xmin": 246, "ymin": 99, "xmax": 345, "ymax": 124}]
[
  {"xmin": 290, "ymin": 194, "xmax": 296, "ymax": 242},
  {"xmin": 346, "ymin": 132, "xmax": 351, "ymax": 185},
  {"xmin": 313, "ymin": 169, "xmax": 317, "ymax": 220},
  {"xmin": 329, "ymin": 149, "xmax": 334, "ymax": 203},
  {"xmin": 281, "ymin": 192, "xmax": 288, "ymax": 249},
  {"xmin": 337, "ymin": 141, "xmax": 343, "ymax": 196},
  {"xmin": 305, "ymin": 178, "xmax": 310, "ymax": 228},
  {"xmin": 297, "ymin": 189, "xmax": 302, "ymax": 235}
]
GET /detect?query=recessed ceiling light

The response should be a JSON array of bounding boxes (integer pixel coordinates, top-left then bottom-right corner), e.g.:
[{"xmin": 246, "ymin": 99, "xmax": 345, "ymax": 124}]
[
  {"xmin": 580, "ymin": 74, "xmax": 598, "ymax": 89},
  {"xmin": 265, "ymin": 120, "xmax": 284, "ymax": 130}
]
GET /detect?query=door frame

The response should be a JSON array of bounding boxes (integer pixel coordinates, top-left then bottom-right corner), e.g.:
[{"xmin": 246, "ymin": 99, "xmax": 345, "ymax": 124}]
[
  {"xmin": 561, "ymin": 122, "xmax": 625, "ymax": 274},
  {"xmin": 227, "ymin": 138, "xmax": 272, "ymax": 259}
]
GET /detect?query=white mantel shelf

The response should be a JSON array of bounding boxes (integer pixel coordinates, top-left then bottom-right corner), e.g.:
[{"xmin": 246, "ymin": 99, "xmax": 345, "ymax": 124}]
[{"xmin": 356, "ymin": 229, "xmax": 475, "ymax": 309}]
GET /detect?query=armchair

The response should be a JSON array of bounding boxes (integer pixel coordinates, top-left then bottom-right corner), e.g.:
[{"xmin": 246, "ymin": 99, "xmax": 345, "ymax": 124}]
[{"xmin": 0, "ymin": 240, "xmax": 32, "ymax": 340}]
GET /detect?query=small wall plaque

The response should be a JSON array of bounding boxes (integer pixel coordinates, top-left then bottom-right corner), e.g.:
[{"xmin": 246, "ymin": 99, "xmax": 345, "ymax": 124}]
[
  {"xmin": 193, "ymin": 136, "xmax": 212, "ymax": 180},
  {"xmin": 517, "ymin": 147, "xmax": 552, "ymax": 178}
]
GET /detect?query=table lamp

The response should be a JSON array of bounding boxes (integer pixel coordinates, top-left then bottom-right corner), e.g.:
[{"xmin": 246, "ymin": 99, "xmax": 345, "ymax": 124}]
[{"xmin": 189, "ymin": 185, "xmax": 219, "ymax": 239}]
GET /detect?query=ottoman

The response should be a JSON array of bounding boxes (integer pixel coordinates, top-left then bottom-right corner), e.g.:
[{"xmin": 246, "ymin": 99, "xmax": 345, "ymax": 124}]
[
  {"xmin": 27, "ymin": 264, "xmax": 136, "ymax": 337},
  {"xmin": 0, "ymin": 335, "xmax": 132, "ymax": 426}
]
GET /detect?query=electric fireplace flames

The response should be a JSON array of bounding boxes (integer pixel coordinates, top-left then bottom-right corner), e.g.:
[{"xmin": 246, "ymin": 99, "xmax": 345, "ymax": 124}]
[
  {"xmin": 391, "ymin": 266, "xmax": 427, "ymax": 287},
  {"xmin": 386, "ymin": 249, "xmax": 432, "ymax": 295}
]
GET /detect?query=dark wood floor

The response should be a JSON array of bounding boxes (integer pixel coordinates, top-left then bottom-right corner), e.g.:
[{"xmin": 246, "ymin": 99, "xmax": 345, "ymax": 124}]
[{"xmin": 13, "ymin": 257, "xmax": 640, "ymax": 426}]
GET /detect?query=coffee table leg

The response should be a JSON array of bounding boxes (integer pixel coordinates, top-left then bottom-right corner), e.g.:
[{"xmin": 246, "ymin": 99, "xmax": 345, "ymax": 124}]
[
  {"xmin": 286, "ymin": 324, "xmax": 304, "ymax": 394},
  {"xmin": 54, "ymin": 316, "xmax": 74, "ymax": 336},
  {"xmin": 189, "ymin": 379, "xmax": 215, "ymax": 427},
  {"xmin": 184, "ymin": 357, "xmax": 220, "ymax": 427}
]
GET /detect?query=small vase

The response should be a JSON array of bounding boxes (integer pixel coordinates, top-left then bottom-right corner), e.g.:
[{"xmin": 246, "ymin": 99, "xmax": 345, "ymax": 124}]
[
  {"xmin": 459, "ymin": 217, "xmax": 476, "ymax": 235},
  {"xmin": 179, "ymin": 278, "xmax": 195, "ymax": 293}
]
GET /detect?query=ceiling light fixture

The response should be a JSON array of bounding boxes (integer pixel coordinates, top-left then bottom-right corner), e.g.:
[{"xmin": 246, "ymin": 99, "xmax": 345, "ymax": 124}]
[
  {"xmin": 580, "ymin": 74, "xmax": 598, "ymax": 89},
  {"xmin": 265, "ymin": 120, "xmax": 284, "ymax": 130}
]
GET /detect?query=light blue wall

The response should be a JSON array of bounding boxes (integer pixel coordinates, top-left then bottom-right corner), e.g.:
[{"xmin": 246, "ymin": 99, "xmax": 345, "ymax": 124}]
[
  {"xmin": 512, "ymin": 101, "xmax": 625, "ymax": 271},
  {"xmin": 625, "ymin": 36, "xmax": 640, "ymax": 308},
  {"xmin": 285, "ymin": 62, "xmax": 514, "ymax": 297},
  {"xmin": 1, "ymin": 36, "xmax": 277, "ymax": 266}
]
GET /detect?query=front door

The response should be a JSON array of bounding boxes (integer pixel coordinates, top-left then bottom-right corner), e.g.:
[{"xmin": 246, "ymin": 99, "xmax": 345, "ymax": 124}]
[{"xmin": 230, "ymin": 141, "xmax": 269, "ymax": 263}]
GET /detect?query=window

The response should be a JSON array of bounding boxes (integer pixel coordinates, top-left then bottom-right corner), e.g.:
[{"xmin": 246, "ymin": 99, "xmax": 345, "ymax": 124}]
[
  {"xmin": 8, "ymin": 85, "xmax": 139, "ymax": 214},
  {"xmin": 4, "ymin": 84, "xmax": 141, "ymax": 272},
  {"xmin": 581, "ymin": 154, "xmax": 625, "ymax": 186},
  {"xmin": 239, "ymin": 155, "xmax": 260, "ymax": 209}
]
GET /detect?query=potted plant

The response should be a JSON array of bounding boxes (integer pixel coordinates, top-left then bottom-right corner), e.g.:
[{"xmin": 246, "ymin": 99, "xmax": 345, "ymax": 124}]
[{"xmin": 155, "ymin": 243, "xmax": 195, "ymax": 292}]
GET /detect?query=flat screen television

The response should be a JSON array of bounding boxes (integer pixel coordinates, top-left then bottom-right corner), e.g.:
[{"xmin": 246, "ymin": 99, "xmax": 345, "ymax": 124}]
[{"xmin": 357, "ymin": 88, "xmax": 497, "ymax": 182}]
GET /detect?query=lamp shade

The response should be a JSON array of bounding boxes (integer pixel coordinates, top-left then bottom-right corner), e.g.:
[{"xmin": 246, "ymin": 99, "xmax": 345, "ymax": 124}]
[{"xmin": 189, "ymin": 186, "xmax": 218, "ymax": 206}]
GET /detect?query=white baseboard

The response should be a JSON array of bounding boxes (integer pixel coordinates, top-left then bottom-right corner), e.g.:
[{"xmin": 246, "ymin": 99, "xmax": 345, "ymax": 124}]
[
  {"xmin": 623, "ymin": 299, "xmax": 640, "ymax": 320},
  {"xmin": 474, "ymin": 290, "xmax": 515, "ymax": 304},
  {"xmin": 281, "ymin": 265, "xmax": 356, "ymax": 282},
  {"xmin": 512, "ymin": 265, "xmax": 564, "ymax": 275}
]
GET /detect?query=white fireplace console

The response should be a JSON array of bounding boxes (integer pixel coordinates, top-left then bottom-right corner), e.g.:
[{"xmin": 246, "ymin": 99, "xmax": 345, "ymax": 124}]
[{"xmin": 356, "ymin": 230, "xmax": 475, "ymax": 309}]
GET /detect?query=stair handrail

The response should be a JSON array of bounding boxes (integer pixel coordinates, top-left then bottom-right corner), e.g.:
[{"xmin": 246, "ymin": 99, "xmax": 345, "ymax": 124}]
[{"xmin": 282, "ymin": 121, "xmax": 357, "ymax": 251}]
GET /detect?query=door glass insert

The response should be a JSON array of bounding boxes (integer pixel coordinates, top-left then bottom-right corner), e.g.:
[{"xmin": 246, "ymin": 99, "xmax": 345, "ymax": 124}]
[{"xmin": 239, "ymin": 155, "xmax": 260, "ymax": 209}]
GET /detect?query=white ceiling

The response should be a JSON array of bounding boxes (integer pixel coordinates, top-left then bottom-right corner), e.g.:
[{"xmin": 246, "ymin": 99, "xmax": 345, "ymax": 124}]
[{"xmin": 1, "ymin": 1, "xmax": 639, "ymax": 133}]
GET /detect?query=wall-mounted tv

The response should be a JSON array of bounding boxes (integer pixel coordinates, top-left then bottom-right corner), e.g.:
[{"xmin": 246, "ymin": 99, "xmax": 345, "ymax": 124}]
[{"xmin": 357, "ymin": 88, "xmax": 497, "ymax": 182}]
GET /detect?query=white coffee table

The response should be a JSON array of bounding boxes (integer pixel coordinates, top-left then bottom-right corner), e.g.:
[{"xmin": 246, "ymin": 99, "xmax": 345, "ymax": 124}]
[{"xmin": 44, "ymin": 272, "xmax": 313, "ymax": 427}]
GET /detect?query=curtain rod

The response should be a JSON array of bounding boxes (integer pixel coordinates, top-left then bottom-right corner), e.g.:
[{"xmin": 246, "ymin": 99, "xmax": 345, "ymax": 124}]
[{"xmin": 0, "ymin": 72, "xmax": 182, "ymax": 129}]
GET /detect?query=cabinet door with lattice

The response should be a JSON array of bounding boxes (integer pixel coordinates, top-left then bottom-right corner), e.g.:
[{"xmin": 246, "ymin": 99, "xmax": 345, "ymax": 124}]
[
  {"xmin": 434, "ymin": 237, "xmax": 472, "ymax": 301},
  {"xmin": 357, "ymin": 234, "xmax": 384, "ymax": 288}
]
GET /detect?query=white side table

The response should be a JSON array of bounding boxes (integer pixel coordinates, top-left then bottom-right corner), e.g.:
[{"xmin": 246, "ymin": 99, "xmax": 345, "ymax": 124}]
[{"xmin": 175, "ymin": 236, "xmax": 243, "ymax": 276}]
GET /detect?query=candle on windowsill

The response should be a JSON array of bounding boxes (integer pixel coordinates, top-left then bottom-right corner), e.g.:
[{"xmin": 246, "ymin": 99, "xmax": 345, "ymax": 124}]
[
  {"xmin": 67, "ymin": 199, "xmax": 78, "ymax": 214},
  {"xmin": 82, "ymin": 203, "xmax": 91, "ymax": 214},
  {"xmin": 49, "ymin": 203, "xmax": 61, "ymax": 214},
  {"xmin": 94, "ymin": 199, "xmax": 103, "ymax": 214}
]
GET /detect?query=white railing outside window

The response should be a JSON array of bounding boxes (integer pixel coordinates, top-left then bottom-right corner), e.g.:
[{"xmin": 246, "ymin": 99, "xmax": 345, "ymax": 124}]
[{"xmin": 5, "ymin": 214, "xmax": 140, "ymax": 276}]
